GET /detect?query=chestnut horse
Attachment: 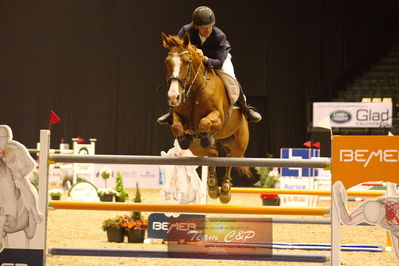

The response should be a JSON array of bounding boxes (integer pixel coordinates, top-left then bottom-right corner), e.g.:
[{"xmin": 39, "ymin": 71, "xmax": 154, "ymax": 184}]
[{"xmin": 162, "ymin": 32, "xmax": 252, "ymax": 203}]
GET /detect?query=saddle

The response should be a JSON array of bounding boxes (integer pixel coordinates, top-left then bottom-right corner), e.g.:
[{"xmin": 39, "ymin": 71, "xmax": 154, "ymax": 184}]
[{"xmin": 215, "ymin": 70, "xmax": 240, "ymax": 106}]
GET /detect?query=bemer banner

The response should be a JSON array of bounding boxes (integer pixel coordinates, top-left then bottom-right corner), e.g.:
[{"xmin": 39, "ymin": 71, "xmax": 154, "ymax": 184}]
[{"xmin": 313, "ymin": 102, "xmax": 392, "ymax": 128}]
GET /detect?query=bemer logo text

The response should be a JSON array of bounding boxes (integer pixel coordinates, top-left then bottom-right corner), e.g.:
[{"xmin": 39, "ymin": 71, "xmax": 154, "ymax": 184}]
[{"xmin": 340, "ymin": 149, "xmax": 399, "ymax": 167}]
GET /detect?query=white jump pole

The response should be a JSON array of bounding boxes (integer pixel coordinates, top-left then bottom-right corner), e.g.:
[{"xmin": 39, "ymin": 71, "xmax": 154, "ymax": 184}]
[{"xmin": 38, "ymin": 129, "xmax": 51, "ymax": 265}]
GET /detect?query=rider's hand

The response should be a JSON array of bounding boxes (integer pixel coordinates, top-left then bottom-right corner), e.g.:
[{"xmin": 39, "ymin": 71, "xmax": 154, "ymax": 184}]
[{"xmin": 203, "ymin": 56, "xmax": 209, "ymax": 64}]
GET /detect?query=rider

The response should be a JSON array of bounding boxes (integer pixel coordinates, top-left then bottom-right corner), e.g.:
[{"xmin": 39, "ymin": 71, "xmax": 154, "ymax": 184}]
[{"xmin": 157, "ymin": 6, "xmax": 262, "ymax": 125}]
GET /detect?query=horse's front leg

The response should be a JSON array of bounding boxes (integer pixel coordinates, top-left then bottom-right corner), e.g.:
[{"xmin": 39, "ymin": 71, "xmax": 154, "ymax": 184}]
[
  {"xmin": 171, "ymin": 112, "xmax": 185, "ymax": 137},
  {"xmin": 198, "ymin": 110, "xmax": 222, "ymax": 148}
]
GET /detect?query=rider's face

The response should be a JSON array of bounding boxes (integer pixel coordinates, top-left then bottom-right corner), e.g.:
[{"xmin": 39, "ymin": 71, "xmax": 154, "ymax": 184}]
[{"xmin": 197, "ymin": 26, "xmax": 213, "ymax": 38}]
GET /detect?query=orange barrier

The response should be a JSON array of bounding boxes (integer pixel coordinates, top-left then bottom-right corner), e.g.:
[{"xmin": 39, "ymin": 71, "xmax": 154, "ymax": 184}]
[
  {"xmin": 49, "ymin": 201, "xmax": 329, "ymax": 216},
  {"xmin": 231, "ymin": 187, "xmax": 384, "ymax": 197}
]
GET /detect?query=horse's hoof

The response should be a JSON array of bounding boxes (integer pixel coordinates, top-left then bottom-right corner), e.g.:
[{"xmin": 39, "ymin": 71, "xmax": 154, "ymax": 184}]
[
  {"xmin": 208, "ymin": 187, "xmax": 220, "ymax": 199},
  {"xmin": 219, "ymin": 191, "xmax": 231, "ymax": 204},
  {"xmin": 200, "ymin": 134, "xmax": 214, "ymax": 148},
  {"xmin": 207, "ymin": 177, "xmax": 219, "ymax": 199},
  {"xmin": 219, "ymin": 181, "xmax": 232, "ymax": 203},
  {"xmin": 177, "ymin": 134, "xmax": 193, "ymax": 149}
]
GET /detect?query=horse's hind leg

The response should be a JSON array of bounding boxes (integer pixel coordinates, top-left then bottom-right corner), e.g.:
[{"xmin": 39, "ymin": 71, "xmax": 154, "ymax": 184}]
[
  {"xmin": 207, "ymin": 166, "xmax": 220, "ymax": 199},
  {"xmin": 189, "ymin": 141, "xmax": 220, "ymax": 199},
  {"xmin": 219, "ymin": 166, "xmax": 232, "ymax": 204}
]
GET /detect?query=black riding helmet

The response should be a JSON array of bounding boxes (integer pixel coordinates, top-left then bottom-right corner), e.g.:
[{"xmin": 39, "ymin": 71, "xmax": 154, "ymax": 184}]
[{"xmin": 192, "ymin": 6, "xmax": 215, "ymax": 27}]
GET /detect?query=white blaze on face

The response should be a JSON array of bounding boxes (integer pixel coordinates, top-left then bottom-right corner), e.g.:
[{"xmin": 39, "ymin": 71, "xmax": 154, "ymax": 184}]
[{"xmin": 168, "ymin": 53, "xmax": 182, "ymax": 105}]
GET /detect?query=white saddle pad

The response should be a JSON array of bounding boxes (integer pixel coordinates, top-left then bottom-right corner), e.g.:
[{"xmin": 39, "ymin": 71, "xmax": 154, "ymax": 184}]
[{"xmin": 215, "ymin": 70, "xmax": 240, "ymax": 105}]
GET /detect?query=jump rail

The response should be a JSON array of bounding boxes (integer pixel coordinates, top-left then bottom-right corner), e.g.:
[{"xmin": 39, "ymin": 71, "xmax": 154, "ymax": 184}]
[
  {"xmin": 49, "ymin": 154, "xmax": 331, "ymax": 168},
  {"xmin": 231, "ymin": 188, "xmax": 384, "ymax": 197},
  {"xmin": 49, "ymin": 201, "xmax": 329, "ymax": 216},
  {"xmin": 48, "ymin": 247, "xmax": 328, "ymax": 263}
]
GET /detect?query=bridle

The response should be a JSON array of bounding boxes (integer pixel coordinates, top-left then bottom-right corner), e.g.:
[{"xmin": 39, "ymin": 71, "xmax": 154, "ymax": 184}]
[{"xmin": 166, "ymin": 50, "xmax": 206, "ymax": 102}]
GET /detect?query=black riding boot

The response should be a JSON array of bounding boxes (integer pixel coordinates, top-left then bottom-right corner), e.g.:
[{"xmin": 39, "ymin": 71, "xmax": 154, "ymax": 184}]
[
  {"xmin": 236, "ymin": 87, "xmax": 262, "ymax": 123},
  {"xmin": 157, "ymin": 109, "xmax": 173, "ymax": 125}
]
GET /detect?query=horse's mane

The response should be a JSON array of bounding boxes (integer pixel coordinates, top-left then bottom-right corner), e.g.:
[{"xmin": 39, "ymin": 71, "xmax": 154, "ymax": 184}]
[{"xmin": 166, "ymin": 35, "xmax": 199, "ymax": 57}]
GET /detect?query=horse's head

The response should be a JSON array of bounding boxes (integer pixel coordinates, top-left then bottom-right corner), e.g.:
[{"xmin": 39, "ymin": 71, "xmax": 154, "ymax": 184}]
[{"xmin": 162, "ymin": 32, "xmax": 203, "ymax": 107}]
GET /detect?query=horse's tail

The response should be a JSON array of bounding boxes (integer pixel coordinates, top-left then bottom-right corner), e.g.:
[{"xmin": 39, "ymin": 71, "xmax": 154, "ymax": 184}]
[{"xmin": 235, "ymin": 166, "xmax": 253, "ymax": 178}]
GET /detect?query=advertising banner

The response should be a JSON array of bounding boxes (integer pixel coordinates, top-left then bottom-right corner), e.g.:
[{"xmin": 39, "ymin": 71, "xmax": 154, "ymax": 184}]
[
  {"xmin": 313, "ymin": 102, "xmax": 392, "ymax": 128},
  {"xmin": 332, "ymin": 136, "xmax": 399, "ymax": 189}
]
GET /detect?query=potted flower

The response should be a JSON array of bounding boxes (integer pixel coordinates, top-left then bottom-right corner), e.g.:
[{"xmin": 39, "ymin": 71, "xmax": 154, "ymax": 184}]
[
  {"xmin": 127, "ymin": 182, "xmax": 147, "ymax": 243},
  {"xmin": 49, "ymin": 188, "xmax": 63, "ymax": 200},
  {"xmin": 115, "ymin": 172, "xmax": 129, "ymax": 202},
  {"xmin": 255, "ymin": 154, "xmax": 280, "ymax": 206},
  {"xmin": 123, "ymin": 215, "xmax": 148, "ymax": 243},
  {"xmin": 260, "ymin": 193, "xmax": 280, "ymax": 206},
  {"xmin": 102, "ymin": 215, "xmax": 125, "ymax": 243},
  {"xmin": 98, "ymin": 188, "xmax": 117, "ymax": 202}
]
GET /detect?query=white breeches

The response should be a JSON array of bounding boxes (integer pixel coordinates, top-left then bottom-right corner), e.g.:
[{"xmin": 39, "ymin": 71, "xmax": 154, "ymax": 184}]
[{"xmin": 221, "ymin": 53, "xmax": 236, "ymax": 79}]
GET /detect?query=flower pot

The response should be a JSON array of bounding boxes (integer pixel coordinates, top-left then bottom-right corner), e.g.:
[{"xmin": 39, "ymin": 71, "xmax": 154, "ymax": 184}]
[
  {"xmin": 106, "ymin": 227, "xmax": 125, "ymax": 243},
  {"xmin": 262, "ymin": 197, "xmax": 280, "ymax": 206},
  {"xmin": 127, "ymin": 229, "xmax": 145, "ymax": 243},
  {"xmin": 100, "ymin": 194, "xmax": 114, "ymax": 202},
  {"xmin": 115, "ymin": 196, "xmax": 126, "ymax": 202},
  {"xmin": 51, "ymin": 195, "xmax": 61, "ymax": 200}
]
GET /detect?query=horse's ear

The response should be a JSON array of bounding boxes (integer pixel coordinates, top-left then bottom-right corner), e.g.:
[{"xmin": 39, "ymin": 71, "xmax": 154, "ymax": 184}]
[
  {"xmin": 162, "ymin": 32, "xmax": 170, "ymax": 48},
  {"xmin": 183, "ymin": 32, "xmax": 190, "ymax": 46}
]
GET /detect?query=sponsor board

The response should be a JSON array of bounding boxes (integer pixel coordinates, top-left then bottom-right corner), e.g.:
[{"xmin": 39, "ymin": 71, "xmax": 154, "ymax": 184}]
[
  {"xmin": 148, "ymin": 213, "xmax": 205, "ymax": 239},
  {"xmin": 167, "ymin": 217, "xmax": 272, "ymax": 259},
  {"xmin": 280, "ymin": 148, "xmax": 320, "ymax": 177},
  {"xmin": 332, "ymin": 136, "xmax": 399, "ymax": 188},
  {"xmin": 313, "ymin": 102, "xmax": 392, "ymax": 128}
]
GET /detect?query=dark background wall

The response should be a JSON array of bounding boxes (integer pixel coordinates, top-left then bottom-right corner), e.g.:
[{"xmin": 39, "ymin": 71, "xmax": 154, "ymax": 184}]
[{"xmin": 0, "ymin": 0, "xmax": 398, "ymax": 158}]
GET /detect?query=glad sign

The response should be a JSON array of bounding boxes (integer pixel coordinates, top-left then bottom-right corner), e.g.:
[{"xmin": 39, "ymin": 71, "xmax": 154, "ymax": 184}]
[{"xmin": 332, "ymin": 136, "xmax": 399, "ymax": 189}]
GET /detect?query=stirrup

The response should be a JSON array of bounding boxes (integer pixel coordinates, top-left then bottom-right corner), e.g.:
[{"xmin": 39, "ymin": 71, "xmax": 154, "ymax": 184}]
[
  {"xmin": 246, "ymin": 108, "xmax": 262, "ymax": 123},
  {"xmin": 157, "ymin": 112, "xmax": 172, "ymax": 125}
]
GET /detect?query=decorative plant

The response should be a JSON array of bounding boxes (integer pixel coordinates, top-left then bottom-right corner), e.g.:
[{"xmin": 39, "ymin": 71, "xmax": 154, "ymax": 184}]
[
  {"xmin": 122, "ymin": 215, "xmax": 148, "ymax": 232},
  {"xmin": 102, "ymin": 215, "xmax": 125, "ymax": 231},
  {"xmin": 99, "ymin": 167, "xmax": 112, "ymax": 188},
  {"xmin": 98, "ymin": 187, "xmax": 117, "ymax": 196},
  {"xmin": 49, "ymin": 188, "xmax": 63, "ymax": 197},
  {"xmin": 102, "ymin": 215, "xmax": 147, "ymax": 232},
  {"xmin": 115, "ymin": 172, "xmax": 129, "ymax": 201},
  {"xmin": 255, "ymin": 154, "xmax": 279, "ymax": 188},
  {"xmin": 132, "ymin": 182, "xmax": 142, "ymax": 221}
]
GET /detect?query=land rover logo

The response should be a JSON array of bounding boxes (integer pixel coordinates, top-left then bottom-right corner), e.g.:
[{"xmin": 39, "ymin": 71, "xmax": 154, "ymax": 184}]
[{"xmin": 330, "ymin": 110, "xmax": 351, "ymax": 123}]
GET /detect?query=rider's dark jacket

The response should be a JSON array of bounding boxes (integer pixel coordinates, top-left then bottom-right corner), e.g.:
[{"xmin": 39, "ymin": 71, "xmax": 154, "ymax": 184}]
[{"xmin": 178, "ymin": 24, "xmax": 231, "ymax": 70}]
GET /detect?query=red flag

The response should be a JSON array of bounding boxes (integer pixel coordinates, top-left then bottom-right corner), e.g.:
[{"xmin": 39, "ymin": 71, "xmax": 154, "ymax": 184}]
[
  {"xmin": 312, "ymin": 142, "xmax": 321, "ymax": 149},
  {"xmin": 48, "ymin": 110, "xmax": 61, "ymax": 130},
  {"xmin": 77, "ymin": 137, "xmax": 85, "ymax": 144},
  {"xmin": 303, "ymin": 141, "xmax": 311, "ymax": 148}
]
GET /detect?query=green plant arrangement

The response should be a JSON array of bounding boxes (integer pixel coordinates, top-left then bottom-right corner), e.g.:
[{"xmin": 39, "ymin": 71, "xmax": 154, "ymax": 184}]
[
  {"xmin": 99, "ymin": 167, "xmax": 112, "ymax": 188},
  {"xmin": 132, "ymin": 182, "xmax": 142, "ymax": 220},
  {"xmin": 255, "ymin": 154, "xmax": 280, "ymax": 206},
  {"xmin": 101, "ymin": 183, "xmax": 148, "ymax": 243},
  {"xmin": 49, "ymin": 188, "xmax": 63, "ymax": 200},
  {"xmin": 115, "ymin": 171, "xmax": 129, "ymax": 202},
  {"xmin": 101, "ymin": 214, "xmax": 148, "ymax": 243},
  {"xmin": 102, "ymin": 215, "xmax": 126, "ymax": 243},
  {"xmin": 98, "ymin": 188, "xmax": 117, "ymax": 202}
]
